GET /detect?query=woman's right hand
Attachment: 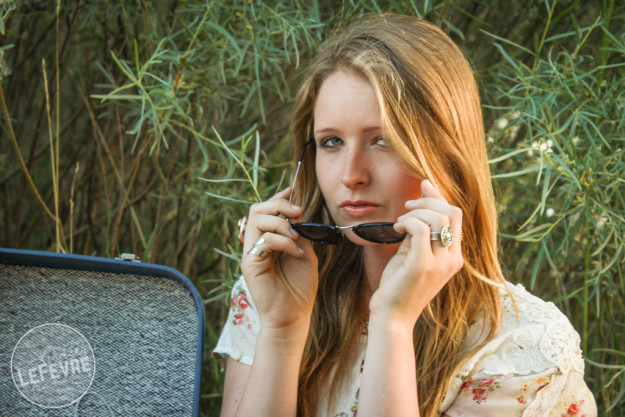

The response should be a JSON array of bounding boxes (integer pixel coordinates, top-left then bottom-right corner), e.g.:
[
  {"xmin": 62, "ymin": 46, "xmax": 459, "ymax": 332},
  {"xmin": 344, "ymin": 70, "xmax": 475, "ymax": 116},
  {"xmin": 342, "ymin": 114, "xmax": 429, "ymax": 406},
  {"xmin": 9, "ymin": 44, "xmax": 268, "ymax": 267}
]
[{"xmin": 240, "ymin": 187, "xmax": 318, "ymax": 335}]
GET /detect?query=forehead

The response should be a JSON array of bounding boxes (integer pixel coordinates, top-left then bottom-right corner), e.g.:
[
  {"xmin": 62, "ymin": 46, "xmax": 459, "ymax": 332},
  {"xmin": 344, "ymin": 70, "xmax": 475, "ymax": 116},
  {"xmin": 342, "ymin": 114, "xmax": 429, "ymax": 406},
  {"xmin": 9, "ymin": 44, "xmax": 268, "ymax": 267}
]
[{"xmin": 313, "ymin": 70, "xmax": 381, "ymax": 132}]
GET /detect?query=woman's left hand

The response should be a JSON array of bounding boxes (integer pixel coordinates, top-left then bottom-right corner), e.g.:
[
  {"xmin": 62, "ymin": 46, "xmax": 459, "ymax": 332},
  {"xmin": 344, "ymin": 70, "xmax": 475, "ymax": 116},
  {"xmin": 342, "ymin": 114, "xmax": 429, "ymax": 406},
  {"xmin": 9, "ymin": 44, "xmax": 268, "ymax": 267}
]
[{"xmin": 369, "ymin": 179, "xmax": 464, "ymax": 328}]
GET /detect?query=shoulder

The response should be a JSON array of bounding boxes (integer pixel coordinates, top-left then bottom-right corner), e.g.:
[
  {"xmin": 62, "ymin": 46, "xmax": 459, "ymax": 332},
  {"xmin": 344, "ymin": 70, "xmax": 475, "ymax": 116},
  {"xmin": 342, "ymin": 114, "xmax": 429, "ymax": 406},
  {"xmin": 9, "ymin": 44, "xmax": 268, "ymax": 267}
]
[
  {"xmin": 440, "ymin": 283, "xmax": 595, "ymax": 416},
  {"xmin": 464, "ymin": 282, "xmax": 585, "ymax": 377},
  {"xmin": 498, "ymin": 283, "xmax": 584, "ymax": 374}
]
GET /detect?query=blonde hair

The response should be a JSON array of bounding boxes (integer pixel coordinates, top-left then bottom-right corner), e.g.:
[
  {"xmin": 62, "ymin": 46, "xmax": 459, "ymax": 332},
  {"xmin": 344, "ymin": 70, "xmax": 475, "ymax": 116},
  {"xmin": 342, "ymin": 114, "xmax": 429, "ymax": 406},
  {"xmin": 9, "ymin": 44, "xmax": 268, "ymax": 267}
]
[{"xmin": 292, "ymin": 15, "xmax": 505, "ymax": 417}]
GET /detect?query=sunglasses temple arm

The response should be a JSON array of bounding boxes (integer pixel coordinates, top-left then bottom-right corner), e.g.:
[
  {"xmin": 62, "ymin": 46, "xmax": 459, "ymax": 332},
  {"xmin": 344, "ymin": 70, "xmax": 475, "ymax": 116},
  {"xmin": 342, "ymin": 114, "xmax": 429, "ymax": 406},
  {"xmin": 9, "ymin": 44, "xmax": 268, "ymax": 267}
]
[
  {"xmin": 289, "ymin": 160, "xmax": 302, "ymax": 203},
  {"xmin": 290, "ymin": 141, "xmax": 312, "ymax": 203}
]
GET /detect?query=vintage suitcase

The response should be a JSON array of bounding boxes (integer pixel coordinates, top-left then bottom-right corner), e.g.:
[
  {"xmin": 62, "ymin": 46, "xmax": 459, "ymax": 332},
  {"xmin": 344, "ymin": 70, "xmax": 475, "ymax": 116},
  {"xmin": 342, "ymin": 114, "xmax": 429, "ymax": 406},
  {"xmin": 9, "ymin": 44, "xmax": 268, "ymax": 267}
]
[{"xmin": 0, "ymin": 248, "xmax": 204, "ymax": 416}]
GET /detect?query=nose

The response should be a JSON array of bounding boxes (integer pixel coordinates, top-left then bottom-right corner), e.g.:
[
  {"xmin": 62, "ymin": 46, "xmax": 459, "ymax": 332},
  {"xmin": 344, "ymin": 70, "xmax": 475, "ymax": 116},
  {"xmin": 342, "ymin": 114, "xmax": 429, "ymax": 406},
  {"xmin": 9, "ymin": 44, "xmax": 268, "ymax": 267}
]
[{"xmin": 341, "ymin": 147, "xmax": 371, "ymax": 188}]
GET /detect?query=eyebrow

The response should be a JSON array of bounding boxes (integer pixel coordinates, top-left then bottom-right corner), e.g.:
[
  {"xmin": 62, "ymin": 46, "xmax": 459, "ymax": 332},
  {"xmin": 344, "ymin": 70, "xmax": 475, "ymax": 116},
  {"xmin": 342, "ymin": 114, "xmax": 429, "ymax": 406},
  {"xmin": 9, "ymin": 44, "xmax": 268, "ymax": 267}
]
[{"xmin": 313, "ymin": 126, "xmax": 382, "ymax": 136}]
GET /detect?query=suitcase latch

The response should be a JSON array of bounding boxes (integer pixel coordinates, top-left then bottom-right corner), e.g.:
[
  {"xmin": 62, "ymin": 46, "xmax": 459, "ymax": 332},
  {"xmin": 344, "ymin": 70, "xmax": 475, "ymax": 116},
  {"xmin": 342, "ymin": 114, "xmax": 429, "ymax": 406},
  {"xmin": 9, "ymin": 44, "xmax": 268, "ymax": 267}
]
[{"xmin": 115, "ymin": 253, "xmax": 141, "ymax": 262}]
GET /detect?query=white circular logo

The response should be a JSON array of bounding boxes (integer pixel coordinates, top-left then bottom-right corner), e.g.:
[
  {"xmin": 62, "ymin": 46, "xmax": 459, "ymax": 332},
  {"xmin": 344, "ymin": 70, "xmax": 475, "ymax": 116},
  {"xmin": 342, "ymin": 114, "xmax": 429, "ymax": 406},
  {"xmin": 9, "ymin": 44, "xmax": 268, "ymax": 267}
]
[{"xmin": 11, "ymin": 323, "xmax": 96, "ymax": 408}]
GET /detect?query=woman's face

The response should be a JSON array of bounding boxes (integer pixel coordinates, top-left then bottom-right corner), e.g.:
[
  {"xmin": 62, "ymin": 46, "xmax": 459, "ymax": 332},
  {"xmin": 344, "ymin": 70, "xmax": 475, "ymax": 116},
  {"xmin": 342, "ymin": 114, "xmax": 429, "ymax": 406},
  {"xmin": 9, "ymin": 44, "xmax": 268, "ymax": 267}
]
[{"xmin": 313, "ymin": 70, "xmax": 422, "ymax": 245}]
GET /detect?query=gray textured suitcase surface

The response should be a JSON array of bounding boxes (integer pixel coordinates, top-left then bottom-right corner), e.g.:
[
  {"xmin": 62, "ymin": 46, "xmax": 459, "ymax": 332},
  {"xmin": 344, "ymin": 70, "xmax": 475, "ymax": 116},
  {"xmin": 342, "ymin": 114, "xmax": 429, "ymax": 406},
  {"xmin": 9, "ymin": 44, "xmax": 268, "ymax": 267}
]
[{"xmin": 0, "ymin": 248, "xmax": 204, "ymax": 417}]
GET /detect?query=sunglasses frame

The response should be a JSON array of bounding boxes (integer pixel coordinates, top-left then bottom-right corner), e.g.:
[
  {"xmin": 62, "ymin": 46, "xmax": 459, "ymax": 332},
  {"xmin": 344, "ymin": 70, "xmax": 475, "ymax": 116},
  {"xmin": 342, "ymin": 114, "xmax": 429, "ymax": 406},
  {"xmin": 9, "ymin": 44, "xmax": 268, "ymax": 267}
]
[
  {"xmin": 288, "ymin": 140, "xmax": 406, "ymax": 245},
  {"xmin": 292, "ymin": 221, "xmax": 405, "ymax": 245}
]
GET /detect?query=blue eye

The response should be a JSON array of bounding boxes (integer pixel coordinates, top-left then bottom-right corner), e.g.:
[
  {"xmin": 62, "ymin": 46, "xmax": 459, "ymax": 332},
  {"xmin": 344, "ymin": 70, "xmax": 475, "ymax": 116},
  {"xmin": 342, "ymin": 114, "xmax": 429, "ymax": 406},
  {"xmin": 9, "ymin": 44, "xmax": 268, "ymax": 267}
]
[{"xmin": 319, "ymin": 136, "xmax": 343, "ymax": 148}]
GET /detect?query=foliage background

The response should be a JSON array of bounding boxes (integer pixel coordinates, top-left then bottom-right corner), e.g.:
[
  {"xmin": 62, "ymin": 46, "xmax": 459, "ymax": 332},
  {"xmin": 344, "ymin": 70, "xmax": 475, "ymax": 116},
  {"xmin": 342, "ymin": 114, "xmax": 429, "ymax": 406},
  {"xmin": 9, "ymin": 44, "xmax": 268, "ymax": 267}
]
[{"xmin": 1, "ymin": 0, "xmax": 623, "ymax": 415}]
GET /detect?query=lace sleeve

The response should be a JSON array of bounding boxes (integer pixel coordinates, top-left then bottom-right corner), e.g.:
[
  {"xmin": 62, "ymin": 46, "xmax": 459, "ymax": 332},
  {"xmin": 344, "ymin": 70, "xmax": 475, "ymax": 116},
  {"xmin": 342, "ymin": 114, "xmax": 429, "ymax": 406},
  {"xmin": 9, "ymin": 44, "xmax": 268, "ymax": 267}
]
[
  {"xmin": 441, "ymin": 283, "xmax": 597, "ymax": 417},
  {"xmin": 212, "ymin": 276, "xmax": 260, "ymax": 367}
]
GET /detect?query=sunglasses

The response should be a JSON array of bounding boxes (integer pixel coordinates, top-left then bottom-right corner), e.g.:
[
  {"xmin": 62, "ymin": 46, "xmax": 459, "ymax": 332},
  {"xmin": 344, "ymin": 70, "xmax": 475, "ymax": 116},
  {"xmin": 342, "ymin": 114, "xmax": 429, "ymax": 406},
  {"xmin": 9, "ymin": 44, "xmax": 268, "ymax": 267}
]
[{"xmin": 288, "ymin": 140, "xmax": 406, "ymax": 245}]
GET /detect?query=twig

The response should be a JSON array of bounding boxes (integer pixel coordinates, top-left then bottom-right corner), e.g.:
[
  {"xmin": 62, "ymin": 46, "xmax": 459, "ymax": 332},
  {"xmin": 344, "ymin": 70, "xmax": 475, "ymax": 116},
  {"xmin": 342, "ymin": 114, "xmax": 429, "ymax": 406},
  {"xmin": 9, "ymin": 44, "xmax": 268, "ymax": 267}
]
[
  {"xmin": 55, "ymin": 0, "xmax": 62, "ymax": 250},
  {"xmin": 69, "ymin": 162, "xmax": 80, "ymax": 253},
  {"xmin": 43, "ymin": 59, "xmax": 66, "ymax": 253},
  {"xmin": 0, "ymin": 78, "xmax": 57, "ymax": 221},
  {"xmin": 79, "ymin": 84, "xmax": 148, "ymax": 251}
]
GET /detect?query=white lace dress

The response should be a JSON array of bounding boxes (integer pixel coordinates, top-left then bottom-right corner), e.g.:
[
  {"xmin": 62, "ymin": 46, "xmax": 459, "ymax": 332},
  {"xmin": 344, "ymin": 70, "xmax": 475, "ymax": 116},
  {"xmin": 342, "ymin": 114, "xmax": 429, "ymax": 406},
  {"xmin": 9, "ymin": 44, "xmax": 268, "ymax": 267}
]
[{"xmin": 213, "ymin": 277, "xmax": 597, "ymax": 417}]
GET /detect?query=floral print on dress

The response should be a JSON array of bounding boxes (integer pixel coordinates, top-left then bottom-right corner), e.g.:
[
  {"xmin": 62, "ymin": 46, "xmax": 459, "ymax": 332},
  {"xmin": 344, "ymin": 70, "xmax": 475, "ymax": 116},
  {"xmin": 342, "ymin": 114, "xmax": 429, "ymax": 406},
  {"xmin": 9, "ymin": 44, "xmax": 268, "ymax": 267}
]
[
  {"xmin": 561, "ymin": 399, "xmax": 587, "ymax": 416},
  {"xmin": 517, "ymin": 374, "xmax": 552, "ymax": 404},
  {"xmin": 517, "ymin": 383, "xmax": 528, "ymax": 404},
  {"xmin": 230, "ymin": 287, "xmax": 254, "ymax": 330},
  {"xmin": 460, "ymin": 378, "xmax": 502, "ymax": 404}
]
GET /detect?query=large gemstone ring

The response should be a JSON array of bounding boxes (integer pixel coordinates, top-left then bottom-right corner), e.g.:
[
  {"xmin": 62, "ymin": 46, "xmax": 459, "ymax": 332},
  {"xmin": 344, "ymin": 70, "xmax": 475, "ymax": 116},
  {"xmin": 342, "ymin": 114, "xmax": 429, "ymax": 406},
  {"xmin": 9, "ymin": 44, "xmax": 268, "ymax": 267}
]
[{"xmin": 431, "ymin": 225, "xmax": 454, "ymax": 247}]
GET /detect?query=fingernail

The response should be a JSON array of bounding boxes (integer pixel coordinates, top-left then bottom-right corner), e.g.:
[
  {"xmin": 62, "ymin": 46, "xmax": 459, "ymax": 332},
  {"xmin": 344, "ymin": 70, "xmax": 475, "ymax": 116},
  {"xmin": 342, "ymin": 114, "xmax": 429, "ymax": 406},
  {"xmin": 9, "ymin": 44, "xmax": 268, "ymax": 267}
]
[
  {"xmin": 291, "ymin": 204, "xmax": 301, "ymax": 210},
  {"xmin": 290, "ymin": 227, "xmax": 299, "ymax": 237},
  {"xmin": 423, "ymin": 179, "xmax": 434, "ymax": 190},
  {"xmin": 298, "ymin": 247, "xmax": 305, "ymax": 254}
]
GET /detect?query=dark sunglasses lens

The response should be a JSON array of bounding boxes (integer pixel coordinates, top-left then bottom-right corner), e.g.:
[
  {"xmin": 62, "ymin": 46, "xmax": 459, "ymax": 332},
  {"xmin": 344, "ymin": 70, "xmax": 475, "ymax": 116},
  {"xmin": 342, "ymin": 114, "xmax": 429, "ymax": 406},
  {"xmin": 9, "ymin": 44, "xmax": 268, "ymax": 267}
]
[
  {"xmin": 292, "ymin": 223, "xmax": 341, "ymax": 244},
  {"xmin": 353, "ymin": 222, "xmax": 405, "ymax": 244}
]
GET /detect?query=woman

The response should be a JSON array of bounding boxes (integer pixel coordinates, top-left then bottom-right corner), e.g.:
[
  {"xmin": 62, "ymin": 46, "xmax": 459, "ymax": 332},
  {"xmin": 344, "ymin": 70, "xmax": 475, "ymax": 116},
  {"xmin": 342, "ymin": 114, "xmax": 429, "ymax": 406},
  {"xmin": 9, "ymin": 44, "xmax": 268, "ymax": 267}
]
[{"xmin": 214, "ymin": 14, "xmax": 596, "ymax": 417}]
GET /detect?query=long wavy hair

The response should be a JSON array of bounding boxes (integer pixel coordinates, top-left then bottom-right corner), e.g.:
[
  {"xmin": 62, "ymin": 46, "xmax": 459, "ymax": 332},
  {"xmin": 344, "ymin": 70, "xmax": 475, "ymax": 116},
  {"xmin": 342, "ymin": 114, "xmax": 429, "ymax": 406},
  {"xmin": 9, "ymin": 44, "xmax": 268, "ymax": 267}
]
[{"xmin": 291, "ymin": 15, "xmax": 506, "ymax": 417}]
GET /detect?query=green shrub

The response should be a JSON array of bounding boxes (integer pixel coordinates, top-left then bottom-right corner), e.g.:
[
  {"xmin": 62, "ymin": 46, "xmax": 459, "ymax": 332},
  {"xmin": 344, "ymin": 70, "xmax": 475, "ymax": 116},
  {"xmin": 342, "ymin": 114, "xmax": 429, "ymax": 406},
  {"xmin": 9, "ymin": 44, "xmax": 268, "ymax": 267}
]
[{"xmin": 486, "ymin": 11, "xmax": 625, "ymax": 413}]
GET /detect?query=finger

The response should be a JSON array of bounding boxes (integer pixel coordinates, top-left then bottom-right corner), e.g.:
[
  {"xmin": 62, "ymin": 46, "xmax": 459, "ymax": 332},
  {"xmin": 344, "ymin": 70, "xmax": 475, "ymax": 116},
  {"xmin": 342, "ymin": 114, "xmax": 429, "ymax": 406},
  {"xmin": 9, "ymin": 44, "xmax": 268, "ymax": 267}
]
[
  {"xmin": 404, "ymin": 197, "xmax": 451, "ymax": 212},
  {"xmin": 404, "ymin": 194, "xmax": 462, "ymax": 247},
  {"xmin": 395, "ymin": 215, "xmax": 463, "ymax": 278},
  {"xmin": 246, "ymin": 232, "xmax": 304, "ymax": 262},
  {"xmin": 396, "ymin": 209, "xmax": 451, "ymax": 250},
  {"xmin": 394, "ymin": 216, "xmax": 434, "ymax": 259},
  {"xmin": 245, "ymin": 197, "xmax": 302, "ymax": 248},
  {"xmin": 418, "ymin": 181, "xmax": 464, "ymax": 252},
  {"xmin": 397, "ymin": 209, "xmax": 450, "ymax": 230},
  {"xmin": 411, "ymin": 203, "xmax": 462, "ymax": 250},
  {"xmin": 397, "ymin": 203, "xmax": 465, "ymax": 252},
  {"xmin": 246, "ymin": 214, "xmax": 299, "ymax": 249},
  {"xmin": 249, "ymin": 197, "xmax": 303, "ymax": 220},
  {"xmin": 420, "ymin": 179, "xmax": 445, "ymax": 201},
  {"xmin": 268, "ymin": 187, "xmax": 293, "ymax": 201}
]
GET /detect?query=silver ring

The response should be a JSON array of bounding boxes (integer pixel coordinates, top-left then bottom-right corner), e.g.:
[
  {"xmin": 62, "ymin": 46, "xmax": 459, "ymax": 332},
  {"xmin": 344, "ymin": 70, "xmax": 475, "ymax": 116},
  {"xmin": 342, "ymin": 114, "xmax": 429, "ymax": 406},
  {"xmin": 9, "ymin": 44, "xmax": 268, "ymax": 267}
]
[
  {"xmin": 431, "ymin": 225, "xmax": 454, "ymax": 247},
  {"xmin": 247, "ymin": 237, "xmax": 269, "ymax": 258}
]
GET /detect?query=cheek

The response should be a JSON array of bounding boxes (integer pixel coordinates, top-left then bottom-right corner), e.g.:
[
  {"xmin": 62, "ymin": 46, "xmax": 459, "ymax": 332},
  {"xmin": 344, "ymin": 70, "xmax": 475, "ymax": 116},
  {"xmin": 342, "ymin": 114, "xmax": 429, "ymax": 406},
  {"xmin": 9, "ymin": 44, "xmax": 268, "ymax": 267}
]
[
  {"xmin": 395, "ymin": 174, "xmax": 422, "ymax": 203},
  {"xmin": 315, "ymin": 159, "xmax": 335, "ymax": 199},
  {"xmin": 410, "ymin": 178, "xmax": 423, "ymax": 198},
  {"xmin": 380, "ymin": 154, "xmax": 422, "ymax": 200}
]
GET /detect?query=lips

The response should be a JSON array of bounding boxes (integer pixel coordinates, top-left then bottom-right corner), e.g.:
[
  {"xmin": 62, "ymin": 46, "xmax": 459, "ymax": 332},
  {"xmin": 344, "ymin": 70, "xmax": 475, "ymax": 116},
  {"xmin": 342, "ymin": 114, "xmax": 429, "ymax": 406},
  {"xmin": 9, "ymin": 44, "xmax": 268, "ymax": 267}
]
[{"xmin": 340, "ymin": 200, "xmax": 380, "ymax": 217}]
